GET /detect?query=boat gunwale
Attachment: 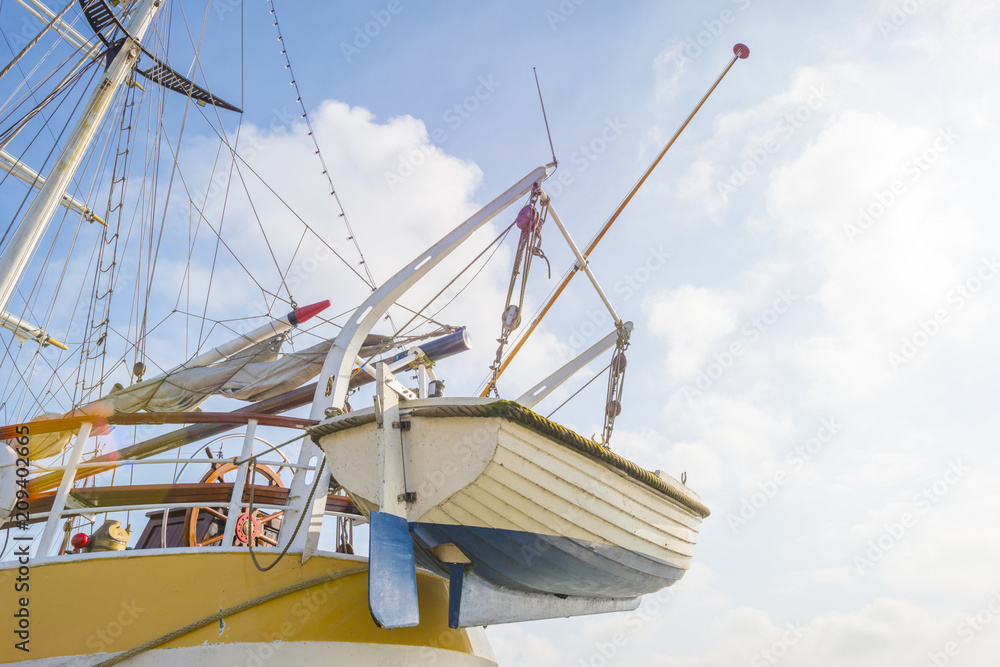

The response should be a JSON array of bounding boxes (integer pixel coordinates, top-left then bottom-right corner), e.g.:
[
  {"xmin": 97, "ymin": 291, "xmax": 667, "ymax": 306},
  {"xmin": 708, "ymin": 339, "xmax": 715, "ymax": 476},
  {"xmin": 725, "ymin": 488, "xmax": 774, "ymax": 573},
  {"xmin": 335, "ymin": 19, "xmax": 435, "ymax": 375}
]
[
  {"xmin": 0, "ymin": 545, "xmax": 370, "ymax": 569},
  {"xmin": 310, "ymin": 398, "xmax": 710, "ymax": 519}
]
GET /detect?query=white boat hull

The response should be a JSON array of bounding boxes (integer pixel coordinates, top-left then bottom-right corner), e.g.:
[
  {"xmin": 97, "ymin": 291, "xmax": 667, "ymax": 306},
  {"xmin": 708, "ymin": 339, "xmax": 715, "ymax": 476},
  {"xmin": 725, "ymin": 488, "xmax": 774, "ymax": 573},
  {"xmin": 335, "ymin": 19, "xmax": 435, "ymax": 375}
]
[{"xmin": 313, "ymin": 398, "xmax": 709, "ymax": 609}]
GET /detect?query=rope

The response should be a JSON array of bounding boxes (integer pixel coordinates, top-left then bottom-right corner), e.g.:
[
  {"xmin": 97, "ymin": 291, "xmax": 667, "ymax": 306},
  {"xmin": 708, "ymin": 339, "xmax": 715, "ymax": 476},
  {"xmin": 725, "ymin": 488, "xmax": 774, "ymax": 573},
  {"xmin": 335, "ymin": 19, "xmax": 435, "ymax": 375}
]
[
  {"xmin": 600, "ymin": 324, "xmax": 631, "ymax": 447},
  {"xmin": 247, "ymin": 453, "xmax": 328, "ymax": 572},
  {"xmin": 267, "ymin": 0, "xmax": 378, "ymax": 292},
  {"xmin": 92, "ymin": 563, "xmax": 369, "ymax": 667},
  {"xmin": 0, "ymin": 0, "xmax": 76, "ymax": 83},
  {"xmin": 232, "ymin": 430, "xmax": 305, "ymax": 468},
  {"xmin": 0, "ymin": 44, "xmax": 100, "ymax": 152},
  {"xmin": 485, "ymin": 187, "xmax": 549, "ymax": 396},
  {"xmin": 354, "ymin": 218, "xmax": 519, "ymax": 367},
  {"xmin": 547, "ymin": 362, "xmax": 610, "ymax": 419}
]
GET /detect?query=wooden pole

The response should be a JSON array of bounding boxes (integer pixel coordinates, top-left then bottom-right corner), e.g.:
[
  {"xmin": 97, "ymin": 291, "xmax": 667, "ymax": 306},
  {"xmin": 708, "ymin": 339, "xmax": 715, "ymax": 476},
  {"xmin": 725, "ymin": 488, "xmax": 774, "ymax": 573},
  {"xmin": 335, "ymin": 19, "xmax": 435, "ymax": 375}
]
[{"xmin": 483, "ymin": 44, "xmax": 749, "ymax": 394}]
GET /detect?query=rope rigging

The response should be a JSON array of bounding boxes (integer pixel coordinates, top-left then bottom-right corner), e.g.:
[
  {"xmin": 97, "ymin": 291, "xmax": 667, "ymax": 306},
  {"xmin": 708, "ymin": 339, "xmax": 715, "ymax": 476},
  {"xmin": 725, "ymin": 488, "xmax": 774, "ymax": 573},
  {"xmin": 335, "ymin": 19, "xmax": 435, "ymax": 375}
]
[
  {"xmin": 0, "ymin": 39, "xmax": 100, "ymax": 153},
  {"xmin": 352, "ymin": 215, "xmax": 522, "ymax": 371},
  {"xmin": 0, "ymin": 0, "xmax": 465, "ymax": 422},
  {"xmin": 0, "ymin": 0, "xmax": 78, "ymax": 93},
  {"xmin": 266, "ymin": 0, "xmax": 375, "ymax": 289},
  {"xmin": 485, "ymin": 186, "xmax": 550, "ymax": 397},
  {"xmin": 0, "ymin": 37, "xmax": 125, "ymax": 417},
  {"xmin": 0, "ymin": 52, "xmax": 103, "ymax": 249},
  {"xmin": 83, "ymin": 75, "xmax": 137, "ymax": 392},
  {"xmin": 600, "ymin": 323, "xmax": 630, "ymax": 447}
]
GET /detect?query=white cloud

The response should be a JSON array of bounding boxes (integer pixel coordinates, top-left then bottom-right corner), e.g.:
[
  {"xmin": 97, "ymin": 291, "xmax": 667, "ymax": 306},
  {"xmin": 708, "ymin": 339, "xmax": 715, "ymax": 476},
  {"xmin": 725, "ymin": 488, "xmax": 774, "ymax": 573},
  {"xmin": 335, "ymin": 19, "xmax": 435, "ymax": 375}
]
[
  {"xmin": 156, "ymin": 99, "xmax": 542, "ymax": 398},
  {"xmin": 646, "ymin": 285, "xmax": 736, "ymax": 382}
]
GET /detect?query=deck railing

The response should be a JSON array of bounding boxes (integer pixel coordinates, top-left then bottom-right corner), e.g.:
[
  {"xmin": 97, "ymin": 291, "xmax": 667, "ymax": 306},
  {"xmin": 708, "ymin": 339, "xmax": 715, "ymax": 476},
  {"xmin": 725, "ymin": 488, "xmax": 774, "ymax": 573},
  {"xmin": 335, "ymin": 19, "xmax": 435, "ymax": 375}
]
[{"xmin": 4, "ymin": 414, "xmax": 345, "ymax": 560}]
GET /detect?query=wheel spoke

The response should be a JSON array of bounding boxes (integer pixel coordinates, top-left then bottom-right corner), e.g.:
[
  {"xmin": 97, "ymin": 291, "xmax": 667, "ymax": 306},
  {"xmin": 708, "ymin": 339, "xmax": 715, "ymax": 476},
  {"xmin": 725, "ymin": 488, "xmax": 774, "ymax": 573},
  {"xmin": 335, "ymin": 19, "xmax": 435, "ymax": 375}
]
[
  {"xmin": 257, "ymin": 535, "xmax": 278, "ymax": 546},
  {"xmin": 200, "ymin": 533, "xmax": 225, "ymax": 547},
  {"xmin": 203, "ymin": 507, "xmax": 227, "ymax": 521},
  {"xmin": 257, "ymin": 510, "xmax": 283, "ymax": 523}
]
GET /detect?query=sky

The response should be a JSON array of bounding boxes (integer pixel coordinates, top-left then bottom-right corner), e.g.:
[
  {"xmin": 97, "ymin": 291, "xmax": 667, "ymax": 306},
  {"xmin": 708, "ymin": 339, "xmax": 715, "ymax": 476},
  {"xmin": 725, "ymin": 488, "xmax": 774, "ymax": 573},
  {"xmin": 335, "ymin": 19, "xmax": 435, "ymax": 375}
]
[{"xmin": 2, "ymin": 0, "xmax": 1000, "ymax": 665}]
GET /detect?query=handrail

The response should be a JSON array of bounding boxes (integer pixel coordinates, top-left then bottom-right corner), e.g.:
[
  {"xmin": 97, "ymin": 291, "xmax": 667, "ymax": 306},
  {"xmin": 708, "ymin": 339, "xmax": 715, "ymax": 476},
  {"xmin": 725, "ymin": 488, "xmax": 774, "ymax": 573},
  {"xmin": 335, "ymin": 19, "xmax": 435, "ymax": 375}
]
[
  {"xmin": 4, "ymin": 484, "xmax": 362, "ymax": 530},
  {"xmin": 0, "ymin": 411, "xmax": 317, "ymax": 439},
  {"xmin": 37, "ymin": 458, "xmax": 315, "ymax": 473}
]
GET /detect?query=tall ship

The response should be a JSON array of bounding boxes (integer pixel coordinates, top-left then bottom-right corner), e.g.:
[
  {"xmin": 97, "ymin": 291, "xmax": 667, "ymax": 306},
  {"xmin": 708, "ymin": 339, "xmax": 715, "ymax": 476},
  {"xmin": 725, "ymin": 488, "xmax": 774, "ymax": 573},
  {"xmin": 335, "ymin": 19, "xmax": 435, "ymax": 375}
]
[{"xmin": 0, "ymin": 2, "xmax": 745, "ymax": 664}]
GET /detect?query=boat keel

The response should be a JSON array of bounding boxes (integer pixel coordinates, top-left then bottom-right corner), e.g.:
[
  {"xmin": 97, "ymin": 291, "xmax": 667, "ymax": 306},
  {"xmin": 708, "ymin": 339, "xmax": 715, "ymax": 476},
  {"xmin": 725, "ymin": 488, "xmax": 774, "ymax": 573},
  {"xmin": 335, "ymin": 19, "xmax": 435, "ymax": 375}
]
[
  {"xmin": 368, "ymin": 511, "xmax": 420, "ymax": 628},
  {"xmin": 448, "ymin": 564, "xmax": 640, "ymax": 628}
]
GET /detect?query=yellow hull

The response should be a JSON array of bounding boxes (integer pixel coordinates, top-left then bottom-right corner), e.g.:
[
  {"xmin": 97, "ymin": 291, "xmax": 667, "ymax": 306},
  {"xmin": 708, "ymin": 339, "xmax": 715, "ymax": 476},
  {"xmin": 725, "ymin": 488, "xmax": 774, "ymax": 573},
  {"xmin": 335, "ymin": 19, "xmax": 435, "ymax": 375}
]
[{"xmin": 0, "ymin": 549, "xmax": 495, "ymax": 665}]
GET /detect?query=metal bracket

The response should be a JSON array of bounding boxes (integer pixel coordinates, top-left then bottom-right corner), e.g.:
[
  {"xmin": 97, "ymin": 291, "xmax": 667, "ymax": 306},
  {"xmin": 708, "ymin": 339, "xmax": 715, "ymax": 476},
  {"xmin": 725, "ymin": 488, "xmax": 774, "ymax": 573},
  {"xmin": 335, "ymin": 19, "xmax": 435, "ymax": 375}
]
[
  {"xmin": 391, "ymin": 420, "xmax": 410, "ymax": 430},
  {"xmin": 397, "ymin": 491, "xmax": 417, "ymax": 504},
  {"xmin": 383, "ymin": 374, "xmax": 417, "ymax": 401}
]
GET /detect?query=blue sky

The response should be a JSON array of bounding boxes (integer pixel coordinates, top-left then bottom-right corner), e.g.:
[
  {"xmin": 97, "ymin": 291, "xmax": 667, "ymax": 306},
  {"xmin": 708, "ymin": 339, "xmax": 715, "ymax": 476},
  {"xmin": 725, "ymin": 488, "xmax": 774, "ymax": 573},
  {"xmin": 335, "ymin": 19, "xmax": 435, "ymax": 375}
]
[{"xmin": 3, "ymin": 0, "xmax": 999, "ymax": 665}]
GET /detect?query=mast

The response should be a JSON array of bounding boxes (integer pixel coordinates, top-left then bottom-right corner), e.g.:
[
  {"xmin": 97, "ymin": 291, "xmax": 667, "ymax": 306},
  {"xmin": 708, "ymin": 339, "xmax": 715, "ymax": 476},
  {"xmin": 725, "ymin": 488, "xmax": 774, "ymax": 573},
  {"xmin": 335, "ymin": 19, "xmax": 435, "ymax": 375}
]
[
  {"xmin": 482, "ymin": 44, "xmax": 750, "ymax": 392},
  {"xmin": 0, "ymin": 0, "xmax": 164, "ymax": 316}
]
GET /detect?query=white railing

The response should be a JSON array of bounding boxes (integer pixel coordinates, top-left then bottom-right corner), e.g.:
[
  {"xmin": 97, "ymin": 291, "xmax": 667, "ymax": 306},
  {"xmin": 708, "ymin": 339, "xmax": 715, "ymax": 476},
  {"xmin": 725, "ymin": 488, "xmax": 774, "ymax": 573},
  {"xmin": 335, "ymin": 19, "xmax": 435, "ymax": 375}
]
[{"xmin": 24, "ymin": 420, "xmax": 332, "ymax": 559}]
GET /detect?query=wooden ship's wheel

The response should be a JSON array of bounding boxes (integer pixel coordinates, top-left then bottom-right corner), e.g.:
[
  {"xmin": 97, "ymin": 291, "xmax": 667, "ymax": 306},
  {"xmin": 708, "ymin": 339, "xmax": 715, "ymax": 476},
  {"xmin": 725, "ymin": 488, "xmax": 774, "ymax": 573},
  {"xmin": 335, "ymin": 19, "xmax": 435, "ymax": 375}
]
[{"xmin": 184, "ymin": 459, "xmax": 285, "ymax": 548}]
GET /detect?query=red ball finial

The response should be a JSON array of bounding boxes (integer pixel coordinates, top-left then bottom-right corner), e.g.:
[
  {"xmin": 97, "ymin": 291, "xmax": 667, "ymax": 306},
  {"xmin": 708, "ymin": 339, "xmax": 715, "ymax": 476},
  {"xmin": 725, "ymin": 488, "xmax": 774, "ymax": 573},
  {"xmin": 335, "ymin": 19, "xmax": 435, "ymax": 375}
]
[
  {"xmin": 70, "ymin": 532, "xmax": 90, "ymax": 551},
  {"xmin": 734, "ymin": 43, "xmax": 750, "ymax": 59}
]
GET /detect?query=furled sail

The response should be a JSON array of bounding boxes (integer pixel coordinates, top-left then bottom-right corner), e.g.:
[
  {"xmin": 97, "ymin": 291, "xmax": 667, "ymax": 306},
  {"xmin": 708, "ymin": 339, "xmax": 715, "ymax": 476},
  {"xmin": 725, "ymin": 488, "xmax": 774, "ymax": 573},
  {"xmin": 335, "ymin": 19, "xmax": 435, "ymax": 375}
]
[
  {"xmin": 20, "ymin": 336, "xmax": 284, "ymax": 459},
  {"xmin": 16, "ymin": 333, "xmax": 392, "ymax": 459},
  {"xmin": 101, "ymin": 336, "xmax": 284, "ymax": 413},
  {"xmin": 217, "ymin": 338, "xmax": 332, "ymax": 403}
]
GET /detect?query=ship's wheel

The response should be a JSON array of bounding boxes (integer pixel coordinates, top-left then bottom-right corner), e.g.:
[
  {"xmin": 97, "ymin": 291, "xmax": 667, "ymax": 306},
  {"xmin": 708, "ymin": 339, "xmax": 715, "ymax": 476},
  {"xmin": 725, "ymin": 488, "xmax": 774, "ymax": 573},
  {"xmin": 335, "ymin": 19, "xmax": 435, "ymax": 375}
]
[{"xmin": 184, "ymin": 459, "xmax": 285, "ymax": 548}]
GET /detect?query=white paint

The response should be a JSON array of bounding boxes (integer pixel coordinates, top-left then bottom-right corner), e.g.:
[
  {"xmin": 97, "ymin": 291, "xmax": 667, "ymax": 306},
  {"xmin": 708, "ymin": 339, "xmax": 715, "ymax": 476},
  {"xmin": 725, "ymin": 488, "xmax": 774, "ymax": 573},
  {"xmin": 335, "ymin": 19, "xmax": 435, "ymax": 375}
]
[
  {"xmin": 18, "ymin": 640, "xmax": 498, "ymax": 666},
  {"xmin": 316, "ymin": 397, "xmax": 704, "ymax": 569}
]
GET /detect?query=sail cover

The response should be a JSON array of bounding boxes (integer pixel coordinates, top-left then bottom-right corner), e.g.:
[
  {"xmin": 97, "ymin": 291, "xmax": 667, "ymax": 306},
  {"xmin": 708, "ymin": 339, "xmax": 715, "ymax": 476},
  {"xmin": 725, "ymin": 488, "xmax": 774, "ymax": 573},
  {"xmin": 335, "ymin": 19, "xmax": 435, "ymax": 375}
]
[
  {"xmin": 100, "ymin": 335, "xmax": 286, "ymax": 413},
  {"xmin": 21, "ymin": 336, "xmax": 290, "ymax": 459},
  {"xmin": 18, "ymin": 333, "xmax": 390, "ymax": 459},
  {"xmin": 103, "ymin": 333, "xmax": 391, "ymax": 411},
  {"xmin": 217, "ymin": 338, "xmax": 333, "ymax": 402}
]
